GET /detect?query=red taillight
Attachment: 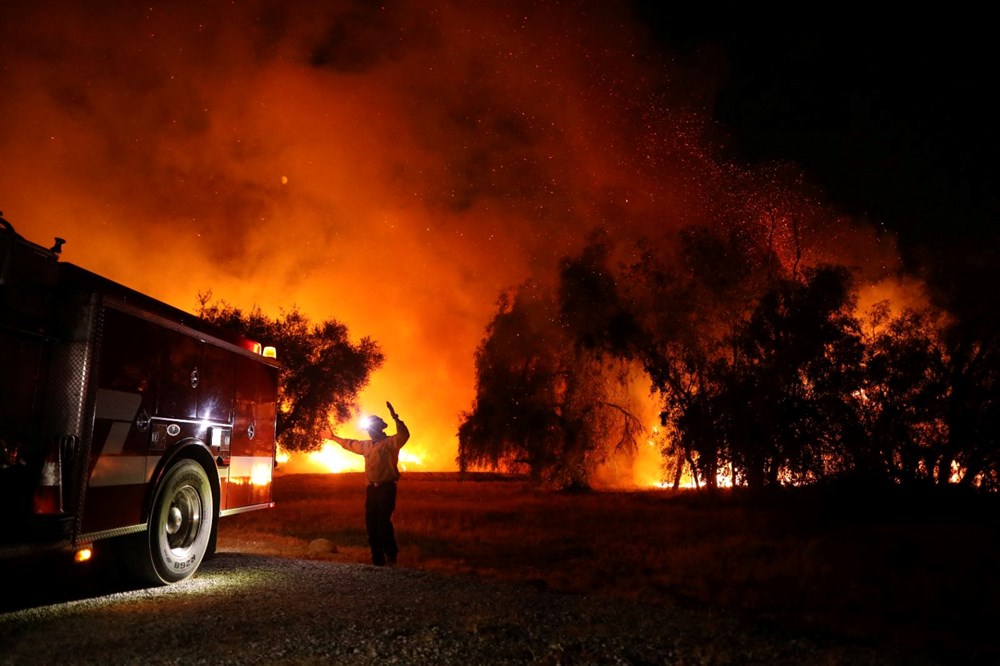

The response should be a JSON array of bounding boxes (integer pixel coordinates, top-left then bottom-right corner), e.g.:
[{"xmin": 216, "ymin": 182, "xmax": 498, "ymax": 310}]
[{"xmin": 240, "ymin": 339, "xmax": 263, "ymax": 354}]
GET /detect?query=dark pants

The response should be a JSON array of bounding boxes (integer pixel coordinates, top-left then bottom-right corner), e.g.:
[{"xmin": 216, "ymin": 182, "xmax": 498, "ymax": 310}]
[{"xmin": 365, "ymin": 481, "xmax": 398, "ymax": 565}]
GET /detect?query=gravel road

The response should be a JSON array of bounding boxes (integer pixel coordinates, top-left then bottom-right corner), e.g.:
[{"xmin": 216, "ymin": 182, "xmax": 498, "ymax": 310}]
[{"xmin": 0, "ymin": 552, "xmax": 936, "ymax": 665}]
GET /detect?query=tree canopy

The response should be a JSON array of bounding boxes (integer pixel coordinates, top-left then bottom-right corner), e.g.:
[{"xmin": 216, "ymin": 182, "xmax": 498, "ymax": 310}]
[
  {"xmin": 198, "ymin": 293, "xmax": 384, "ymax": 452},
  {"xmin": 459, "ymin": 222, "xmax": 1000, "ymax": 492},
  {"xmin": 458, "ymin": 276, "xmax": 644, "ymax": 489}
]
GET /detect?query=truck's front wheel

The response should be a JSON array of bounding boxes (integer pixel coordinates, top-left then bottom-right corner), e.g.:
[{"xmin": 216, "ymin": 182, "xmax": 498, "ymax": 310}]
[{"xmin": 127, "ymin": 459, "xmax": 214, "ymax": 585}]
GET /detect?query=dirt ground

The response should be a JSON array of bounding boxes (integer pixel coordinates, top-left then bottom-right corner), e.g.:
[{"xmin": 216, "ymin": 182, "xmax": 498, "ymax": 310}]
[{"xmin": 215, "ymin": 472, "xmax": 1000, "ymax": 663}]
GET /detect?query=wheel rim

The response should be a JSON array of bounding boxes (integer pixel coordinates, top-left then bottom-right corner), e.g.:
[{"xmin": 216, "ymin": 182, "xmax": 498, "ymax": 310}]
[{"xmin": 165, "ymin": 484, "xmax": 203, "ymax": 552}]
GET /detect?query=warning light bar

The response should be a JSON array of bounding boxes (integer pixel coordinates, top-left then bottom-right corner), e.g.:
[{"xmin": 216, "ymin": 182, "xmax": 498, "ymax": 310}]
[
  {"xmin": 239, "ymin": 340, "xmax": 277, "ymax": 359},
  {"xmin": 242, "ymin": 340, "xmax": 263, "ymax": 354}
]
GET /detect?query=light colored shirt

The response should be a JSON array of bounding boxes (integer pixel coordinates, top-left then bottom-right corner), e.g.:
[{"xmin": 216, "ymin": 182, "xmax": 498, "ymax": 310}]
[{"xmin": 337, "ymin": 421, "xmax": 410, "ymax": 484}]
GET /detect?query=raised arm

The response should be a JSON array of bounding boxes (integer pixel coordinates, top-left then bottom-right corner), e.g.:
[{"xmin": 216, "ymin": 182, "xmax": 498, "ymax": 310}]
[{"xmin": 386, "ymin": 401, "xmax": 410, "ymax": 444}]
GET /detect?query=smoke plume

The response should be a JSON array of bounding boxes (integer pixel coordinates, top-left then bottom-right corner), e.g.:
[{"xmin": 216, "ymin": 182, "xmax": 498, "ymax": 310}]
[{"xmin": 0, "ymin": 1, "xmax": 900, "ymax": 472}]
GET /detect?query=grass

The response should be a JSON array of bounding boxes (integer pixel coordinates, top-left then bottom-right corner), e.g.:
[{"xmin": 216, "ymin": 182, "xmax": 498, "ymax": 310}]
[{"xmin": 217, "ymin": 471, "xmax": 1000, "ymax": 661}]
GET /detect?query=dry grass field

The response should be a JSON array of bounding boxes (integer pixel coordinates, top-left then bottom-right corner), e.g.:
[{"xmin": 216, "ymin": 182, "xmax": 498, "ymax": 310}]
[{"xmin": 218, "ymin": 472, "xmax": 1000, "ymax": 662}]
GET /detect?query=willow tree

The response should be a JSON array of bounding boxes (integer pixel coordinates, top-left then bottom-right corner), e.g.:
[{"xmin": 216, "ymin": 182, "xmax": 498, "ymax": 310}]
[
  {"xmin": 458, "ymin": 280, "xmax": 564, "ymax": 481},
  {"xmin": 458, "ymin": 276, "xmax": 643, "ymax": 489}
]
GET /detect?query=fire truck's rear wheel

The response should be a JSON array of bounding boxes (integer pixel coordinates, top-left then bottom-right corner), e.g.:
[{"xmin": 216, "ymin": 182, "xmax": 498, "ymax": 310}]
[{"xmin": 130, "ymin": 459, "xmax": 214, "ymax": 585}]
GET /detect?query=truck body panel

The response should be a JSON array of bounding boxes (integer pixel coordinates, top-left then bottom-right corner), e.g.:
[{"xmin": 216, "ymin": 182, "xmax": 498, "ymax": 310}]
[{"xmin": 1, "ymin": 220, "xmax": 279, "ymax": 580}]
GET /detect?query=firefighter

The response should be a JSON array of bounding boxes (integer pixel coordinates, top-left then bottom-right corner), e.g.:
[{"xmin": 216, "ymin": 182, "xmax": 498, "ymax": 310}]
[{"xmin": 328, "ymin": 401, "xmax": 410, "ymax": 566}]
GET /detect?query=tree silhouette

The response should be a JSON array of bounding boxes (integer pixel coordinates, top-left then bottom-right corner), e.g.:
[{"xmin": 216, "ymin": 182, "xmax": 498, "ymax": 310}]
[
  {"xmin": 459, "ymin": 272, "xmax": 644, "ymax": 489},
  {"xmin": 197, "ymin": 293, "xmax": 384, "ymax": 452},
  {"xmin": 458, "ymin": 281, "xmax": 564, "ymax": 482},
  {"xmin": 619, "ymin": 225, "xmax": 780, "ymax": 488},
  {"xmin": 852, "ymin": 303, "xmax": 948, "ymax": 485},
  {"xmin": 461, "ymin": 220, "xmax": 998, "ymax": 494},
  {"xmin": 718, "ymin": 265, "xmax": 864, "ymax": 488},
  {"xmin": 913, "ymin": 235, "xmax": 1000, "ymax": 489}
]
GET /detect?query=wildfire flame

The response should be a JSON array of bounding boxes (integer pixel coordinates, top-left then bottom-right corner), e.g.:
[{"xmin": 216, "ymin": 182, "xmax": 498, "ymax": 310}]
[
  {"xmin": 0, "ymin": 3, "xmax": 915, "ymax": 490},
  {"xmin": 276, "ymin": 441, "xmax": 425, "ymax": 475}
]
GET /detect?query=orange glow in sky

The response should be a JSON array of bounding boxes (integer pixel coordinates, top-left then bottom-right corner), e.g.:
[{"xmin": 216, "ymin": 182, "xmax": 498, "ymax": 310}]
[{"xmin": 0, "ymin": 3, "xmax": 905, "ymax": 482}]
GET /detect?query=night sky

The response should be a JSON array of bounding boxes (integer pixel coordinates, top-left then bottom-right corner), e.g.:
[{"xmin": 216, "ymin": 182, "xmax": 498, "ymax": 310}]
[
  {"xmin": 637, "ymin": 10, "xmax": 997, "ymax": 255},
  {"xmin": 1, "ymin": 2, "xmax": 989, "ymax": 475}
]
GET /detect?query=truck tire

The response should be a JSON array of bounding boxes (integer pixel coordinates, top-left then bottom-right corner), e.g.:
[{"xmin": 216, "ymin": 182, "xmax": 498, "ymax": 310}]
[{"xmin": 128, "ymin": 459, "xmax": 214, "ymax": 585}]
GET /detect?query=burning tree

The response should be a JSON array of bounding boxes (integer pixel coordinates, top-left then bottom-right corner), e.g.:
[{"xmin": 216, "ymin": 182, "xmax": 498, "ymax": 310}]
[
  {"xmin": 458, "ymin": 276, "xmax": 644, "ymax": 489},
  {"xmin": 461, "ymin": 187, "xmax": 999, "ymax": 492},
  {"xmin": 635, "ymin": 225, "xmax": 777, "ymax": 489},
  {"xmin": 458, "ymin": 280, "xmax": 563, "ymax": 481},
  {"xmin": 922, "ymin": 240, "xmax": 1000, "ymax": 490},
  {"xmin": 705, "ymin": 265, "xmax": 866, "ymax": 488},
  {"xmin": 852, "ymin": 303, "xmax": 950, "ymax": 485}
]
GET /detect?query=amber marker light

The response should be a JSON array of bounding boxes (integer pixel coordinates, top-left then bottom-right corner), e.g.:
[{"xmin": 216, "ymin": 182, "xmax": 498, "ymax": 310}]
[
  {"xmin": 262, "ymin": 346, "xmax": 277, "ymax": 358},
  {"xmin": 74, "ymin": 547, "xmax": 93, "ymax": 563}
]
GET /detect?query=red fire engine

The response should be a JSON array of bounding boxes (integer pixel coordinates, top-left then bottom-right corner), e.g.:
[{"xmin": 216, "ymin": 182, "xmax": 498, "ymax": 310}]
[{"xmin": 0, "ymin": 214, "xmax": 279, "ymax": 584}]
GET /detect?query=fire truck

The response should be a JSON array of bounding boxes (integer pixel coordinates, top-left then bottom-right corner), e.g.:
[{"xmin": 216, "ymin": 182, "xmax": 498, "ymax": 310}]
[{"xmin": 0, "ymin": 213, "xmax": 279, "ymax": 585}]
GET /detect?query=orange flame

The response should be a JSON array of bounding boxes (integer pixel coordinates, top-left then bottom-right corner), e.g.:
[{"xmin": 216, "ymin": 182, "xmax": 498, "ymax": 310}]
[
  {"xmin": 0, "ymin": 3, "xmax": 911, "ymax": 490},
  {"xmin": 276, "ymin": 441, "xmax": 425, "ymax": 475}
]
